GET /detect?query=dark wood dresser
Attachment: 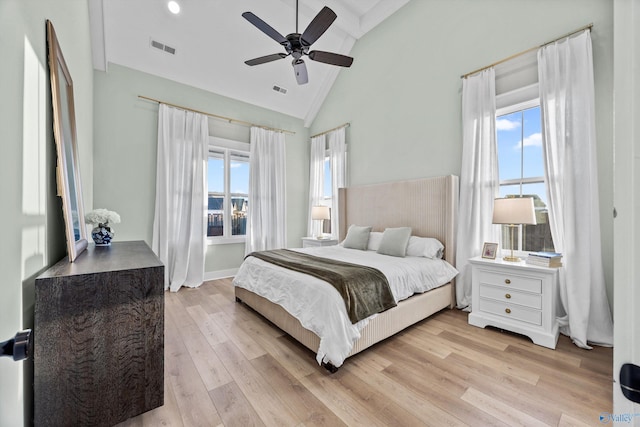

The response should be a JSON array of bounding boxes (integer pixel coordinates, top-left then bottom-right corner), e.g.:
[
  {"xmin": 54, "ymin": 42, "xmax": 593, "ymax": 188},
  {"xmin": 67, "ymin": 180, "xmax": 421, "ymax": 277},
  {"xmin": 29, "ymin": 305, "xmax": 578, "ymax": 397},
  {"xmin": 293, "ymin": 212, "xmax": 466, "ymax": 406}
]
[{"xmin": 34, "ymin": 241, "xmax": 164, "ymax": 426}]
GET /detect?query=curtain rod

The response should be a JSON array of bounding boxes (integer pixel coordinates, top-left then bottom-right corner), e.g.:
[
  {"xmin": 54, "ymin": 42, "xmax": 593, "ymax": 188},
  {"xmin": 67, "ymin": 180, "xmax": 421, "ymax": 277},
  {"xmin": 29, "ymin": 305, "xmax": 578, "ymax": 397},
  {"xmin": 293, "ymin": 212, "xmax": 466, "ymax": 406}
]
[
  {"xmin": 310, "ymin": 122, "xmax": 350, "ymax": 139},
  {"xmin": 137, "ymin": 95, "xmax": 296, "ymax": 135},
  {"xmin": 460, "ymin": 23, "xmax": 593, "ymax": 79}
]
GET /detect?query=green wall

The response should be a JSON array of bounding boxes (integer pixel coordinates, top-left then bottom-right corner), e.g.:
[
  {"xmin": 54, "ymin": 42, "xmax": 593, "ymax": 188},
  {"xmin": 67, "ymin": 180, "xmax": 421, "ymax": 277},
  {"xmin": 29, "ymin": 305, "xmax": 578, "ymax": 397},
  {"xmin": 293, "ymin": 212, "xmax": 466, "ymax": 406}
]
[
  {"xmin": 0, "ymin": 1, "xmax": 94, "ymax": 425},
  {"xmin": 310, "ymin": 0, "xmax": 615, "ymax": 307},
  {"xmin": 93, "ymin": 64, "xmax": 310, "ymax": 275},
  {"xmin": 0, "ymin": 1, "xmax": 618, "ymax": 424}
]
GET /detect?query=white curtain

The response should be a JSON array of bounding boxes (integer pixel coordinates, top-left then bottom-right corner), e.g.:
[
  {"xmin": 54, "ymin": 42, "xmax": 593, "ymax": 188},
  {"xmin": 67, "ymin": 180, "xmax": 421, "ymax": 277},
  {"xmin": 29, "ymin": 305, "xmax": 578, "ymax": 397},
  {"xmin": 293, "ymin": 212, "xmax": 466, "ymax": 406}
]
[
  {"xmin": 152, "ymin": 104, "xmax": 208, "ymax": 292},
  {"xmin": 538, "ymin": 30, "xmax": 613, "ymax": 348},
  {"xmin": 456, "ymin": 69, "xmax": 500, "ymax": 309},
  {"xmin": 328, "ymin": 127, "xmax": 347, "ymax": 238},
  {"xmin": 245, "ymin": 127, "xmax": 287, "ymax": 254},
  {"xmin": 307, "ymin": 135, "xmax": 326, "ymax": 237}
]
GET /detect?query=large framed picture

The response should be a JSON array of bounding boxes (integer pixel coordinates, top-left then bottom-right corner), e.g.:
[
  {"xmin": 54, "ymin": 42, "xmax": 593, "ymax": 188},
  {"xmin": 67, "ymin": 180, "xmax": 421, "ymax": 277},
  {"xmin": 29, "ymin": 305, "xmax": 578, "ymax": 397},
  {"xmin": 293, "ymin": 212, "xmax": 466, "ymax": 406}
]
[
  {"xmin": 482, "ymin": 242, "xmax": 498, "ymax": 259},
  {"xmin": 47, "ymin": 20, "xmax": 88, "ymax": 261}
]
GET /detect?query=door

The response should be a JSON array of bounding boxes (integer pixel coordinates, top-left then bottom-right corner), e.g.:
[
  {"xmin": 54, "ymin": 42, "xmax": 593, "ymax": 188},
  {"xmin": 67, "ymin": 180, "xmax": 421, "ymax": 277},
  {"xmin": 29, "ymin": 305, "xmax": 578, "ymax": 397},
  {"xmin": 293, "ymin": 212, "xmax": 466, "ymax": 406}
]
[{"xmin": 613, "ymin": 0, "xmax": 640, "ymax": 423}]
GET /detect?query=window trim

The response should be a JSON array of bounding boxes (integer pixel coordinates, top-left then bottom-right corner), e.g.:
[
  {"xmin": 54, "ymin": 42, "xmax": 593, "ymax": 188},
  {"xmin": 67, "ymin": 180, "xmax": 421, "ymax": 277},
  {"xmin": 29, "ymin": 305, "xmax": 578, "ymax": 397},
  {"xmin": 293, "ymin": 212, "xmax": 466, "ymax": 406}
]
[{"xmin": 207, "ymin": 137, "xmax": 250, "ymax": 245}]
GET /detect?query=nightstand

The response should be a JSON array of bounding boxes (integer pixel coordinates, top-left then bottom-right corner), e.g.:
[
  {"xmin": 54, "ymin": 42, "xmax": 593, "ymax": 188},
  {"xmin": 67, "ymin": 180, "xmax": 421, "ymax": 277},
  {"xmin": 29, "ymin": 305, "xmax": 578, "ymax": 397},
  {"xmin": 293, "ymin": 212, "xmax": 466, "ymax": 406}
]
[
  {"xmin": 302, "ymin": 237, "xmax": 338, "ymax": 248},
  {"xmin": 468, "ymin": 256, "xmax": 559, "ymax": 349}
]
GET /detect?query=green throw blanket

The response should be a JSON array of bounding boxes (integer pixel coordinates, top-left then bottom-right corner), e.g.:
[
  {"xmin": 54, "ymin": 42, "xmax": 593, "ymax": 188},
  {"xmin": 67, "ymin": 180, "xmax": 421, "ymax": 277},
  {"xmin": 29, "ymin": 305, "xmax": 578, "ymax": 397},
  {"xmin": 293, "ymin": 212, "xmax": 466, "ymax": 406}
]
[{"xmin": 247, "ymin": 249, "xmax": 397, "ymax": 323}]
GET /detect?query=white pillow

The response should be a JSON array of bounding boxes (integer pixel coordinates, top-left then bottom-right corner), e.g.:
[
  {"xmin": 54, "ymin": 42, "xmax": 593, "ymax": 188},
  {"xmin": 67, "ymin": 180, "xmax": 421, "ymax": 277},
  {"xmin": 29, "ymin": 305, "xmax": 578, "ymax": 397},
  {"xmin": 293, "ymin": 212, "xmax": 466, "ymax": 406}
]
[
  {"xmin": 377, "ymin": 227, "xmax": 412, "ymax": 257},
  {"xmin": 367, "ymin": 232, "xmax": 383, "ymax": 251},
  {"xmin": 406, "ymin": 236, "xmax": 445, "ymax": 259},
  {"xmin": 342, "ymin": 225, "xmax": 372, "ymax": 250}
]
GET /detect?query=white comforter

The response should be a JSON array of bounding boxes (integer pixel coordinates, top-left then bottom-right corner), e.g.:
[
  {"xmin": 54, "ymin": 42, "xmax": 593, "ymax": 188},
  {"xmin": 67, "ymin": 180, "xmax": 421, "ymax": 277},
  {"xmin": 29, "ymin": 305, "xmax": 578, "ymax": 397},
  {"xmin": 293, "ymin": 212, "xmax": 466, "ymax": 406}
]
[{"xmin": 232, "ymin": 246, "xmax": 458, "ymax": 367}]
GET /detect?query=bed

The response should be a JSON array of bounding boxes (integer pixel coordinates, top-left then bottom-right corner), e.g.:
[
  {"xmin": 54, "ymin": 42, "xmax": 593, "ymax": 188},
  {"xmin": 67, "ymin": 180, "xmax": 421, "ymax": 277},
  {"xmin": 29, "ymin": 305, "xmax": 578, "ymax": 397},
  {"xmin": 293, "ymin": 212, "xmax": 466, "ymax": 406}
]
[{"xmin": 233, "ymin": 175, "xmax": 459, "ymax": 371}]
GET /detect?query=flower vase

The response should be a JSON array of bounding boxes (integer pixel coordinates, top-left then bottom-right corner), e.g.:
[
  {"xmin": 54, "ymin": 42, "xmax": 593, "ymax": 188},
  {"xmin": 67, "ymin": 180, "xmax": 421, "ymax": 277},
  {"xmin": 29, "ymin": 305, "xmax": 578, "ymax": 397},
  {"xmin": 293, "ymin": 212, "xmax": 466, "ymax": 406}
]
[{"xmin": 91, "ymin": 223, "xmax": 114, "ymax": 246}]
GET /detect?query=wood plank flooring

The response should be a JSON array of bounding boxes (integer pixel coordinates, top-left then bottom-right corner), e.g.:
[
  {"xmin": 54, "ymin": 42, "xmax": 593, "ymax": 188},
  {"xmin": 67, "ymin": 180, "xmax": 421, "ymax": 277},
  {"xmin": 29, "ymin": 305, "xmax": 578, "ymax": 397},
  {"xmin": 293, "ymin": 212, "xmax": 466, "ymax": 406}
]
[{"xmin": 117, "ymin": 278, "xmax": 613, "ymax": 427}]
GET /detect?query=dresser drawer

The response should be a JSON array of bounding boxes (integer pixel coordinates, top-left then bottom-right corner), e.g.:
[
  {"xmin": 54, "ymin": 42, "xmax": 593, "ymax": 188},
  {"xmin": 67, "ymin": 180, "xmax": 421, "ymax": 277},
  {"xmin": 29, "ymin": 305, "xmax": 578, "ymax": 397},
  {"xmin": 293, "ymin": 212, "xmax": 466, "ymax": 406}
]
[
  {"xmin": 477, "ymin": 270, "xmax": 542, "ymax": 294},
  {"xmin": 478, "ymin": 298, "xmax": 542, "ymax": 326},
  {"xmin": 478, "ymin": 284, "xmax": 542, "ymax": 309}
]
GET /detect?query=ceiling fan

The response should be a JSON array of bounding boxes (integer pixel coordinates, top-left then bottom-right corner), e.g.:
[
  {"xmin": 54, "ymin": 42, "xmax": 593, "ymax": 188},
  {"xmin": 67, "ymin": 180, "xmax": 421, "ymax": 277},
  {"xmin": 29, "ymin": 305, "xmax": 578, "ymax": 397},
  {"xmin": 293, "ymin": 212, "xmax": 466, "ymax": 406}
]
[{"xmin": 242, "ymin": 0, "xmax": 354, "ymax": 85}]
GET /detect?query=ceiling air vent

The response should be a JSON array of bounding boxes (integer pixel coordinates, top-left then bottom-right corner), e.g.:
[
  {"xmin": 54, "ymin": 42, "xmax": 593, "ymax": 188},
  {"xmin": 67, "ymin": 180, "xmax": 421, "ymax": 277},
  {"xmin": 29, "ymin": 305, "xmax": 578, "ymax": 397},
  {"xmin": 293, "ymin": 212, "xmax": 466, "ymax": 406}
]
[
  {"xmin": 150, "ymin": 38, "xmax": 176, "ymax": 55},
  {"xmin": 272, "ymin": 85, "xmax": 287, "ymax": 94}
]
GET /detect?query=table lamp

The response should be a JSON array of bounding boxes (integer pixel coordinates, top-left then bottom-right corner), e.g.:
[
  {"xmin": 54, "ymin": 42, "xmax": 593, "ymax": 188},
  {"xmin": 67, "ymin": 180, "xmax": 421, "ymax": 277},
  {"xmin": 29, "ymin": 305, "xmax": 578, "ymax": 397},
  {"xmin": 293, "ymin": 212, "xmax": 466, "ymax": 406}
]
[
  {"xmin": 492, "ymin": 197, "xmax": 537, "ymax": 262},
  {"xmin": 311, "ymin": 206, "xmax": 330, "ymax": 239}
]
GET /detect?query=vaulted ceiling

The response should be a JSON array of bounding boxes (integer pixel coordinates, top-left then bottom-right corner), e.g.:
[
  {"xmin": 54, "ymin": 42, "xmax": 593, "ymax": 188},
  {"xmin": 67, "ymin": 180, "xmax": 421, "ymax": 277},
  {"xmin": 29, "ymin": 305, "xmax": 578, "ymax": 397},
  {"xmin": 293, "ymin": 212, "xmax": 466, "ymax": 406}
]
[{"xmin": 89, "ymin": 0, "xmax": 410, "ymax": 126}]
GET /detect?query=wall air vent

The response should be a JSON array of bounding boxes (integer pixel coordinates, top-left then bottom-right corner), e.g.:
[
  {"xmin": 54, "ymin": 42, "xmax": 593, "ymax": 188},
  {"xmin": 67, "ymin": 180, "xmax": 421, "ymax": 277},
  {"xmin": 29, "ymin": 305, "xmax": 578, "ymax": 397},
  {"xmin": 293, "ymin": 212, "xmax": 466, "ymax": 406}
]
[
  {"xmin": 150, "ymin": 38, "xmax": 176, "ymax": 55},
  {"xmin": 272, "ymin": 85, "xmax": 287, "ymax": 94}
]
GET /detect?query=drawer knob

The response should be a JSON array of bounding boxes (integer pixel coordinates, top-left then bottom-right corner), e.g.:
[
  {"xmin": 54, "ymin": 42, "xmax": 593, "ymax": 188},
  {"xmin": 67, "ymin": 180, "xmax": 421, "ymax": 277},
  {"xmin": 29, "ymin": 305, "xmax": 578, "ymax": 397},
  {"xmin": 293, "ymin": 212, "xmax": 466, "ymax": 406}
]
[
  {"xmin": 505, "ymin": 293, "xmax": 511, "ymax": 299},
  {"xmin": 505, "ymin": 308, "xmax": 511, "ymax": 314},
  {"xmin": 505, "ymin": 279, "xmax": 511, "ymax": 284}
]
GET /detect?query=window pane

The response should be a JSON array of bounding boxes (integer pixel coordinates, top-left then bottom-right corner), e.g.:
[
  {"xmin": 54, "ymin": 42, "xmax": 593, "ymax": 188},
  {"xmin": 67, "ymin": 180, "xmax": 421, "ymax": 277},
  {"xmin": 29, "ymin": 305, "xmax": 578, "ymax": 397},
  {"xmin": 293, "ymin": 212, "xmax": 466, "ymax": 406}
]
[
  {"xmin": 498, "ymin": 188, "xmax": 555, "ymax": 253},
  {"xmin": 231, "ymin": 196, "xmax": 248, "ymax": 236},
  {"xmin": 208, "ymin": 156, "xmax": 224, "ymax": 193},
  {"xmin": 522, "ymin": 107, "xmax": 544, "ymax": 178},
  {"xmin": 207, "ymin": 196, "xmax": 224, "ymax": 237},
  {"xmin": 323, "ymin": 157, "xmax": 332, "ymax": 199},
  {"xmin": 230, "ymin": 154, "xmax": 249, "ymax": 194},
  {"xmin": 497, "ymin": 111, "xmax": 523, "ymax": 182},
  {"xmin": 520, "ymin": 183, "xmax": 554, "ymax": 253}
]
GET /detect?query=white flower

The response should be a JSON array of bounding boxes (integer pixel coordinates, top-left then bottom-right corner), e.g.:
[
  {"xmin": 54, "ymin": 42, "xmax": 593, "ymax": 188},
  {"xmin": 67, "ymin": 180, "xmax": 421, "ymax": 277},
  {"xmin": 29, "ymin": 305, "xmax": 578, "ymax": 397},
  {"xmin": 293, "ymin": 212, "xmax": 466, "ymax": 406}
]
[{"xmin": 85, "ymin": 209, "xmax": 121, "ymax": 225}]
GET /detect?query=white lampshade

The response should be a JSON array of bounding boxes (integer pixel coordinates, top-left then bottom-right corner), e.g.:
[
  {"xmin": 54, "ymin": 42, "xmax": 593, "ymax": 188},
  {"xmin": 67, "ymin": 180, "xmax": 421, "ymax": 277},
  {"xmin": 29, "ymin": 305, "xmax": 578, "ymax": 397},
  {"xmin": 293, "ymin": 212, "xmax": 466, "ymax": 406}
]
[
  {"xmin": 492, "ymin": 197, "xmax": 537, "ymax": 225},
  {"xmin": 311, "ymin": 205, "xmax": 330, "ymax": 220}
]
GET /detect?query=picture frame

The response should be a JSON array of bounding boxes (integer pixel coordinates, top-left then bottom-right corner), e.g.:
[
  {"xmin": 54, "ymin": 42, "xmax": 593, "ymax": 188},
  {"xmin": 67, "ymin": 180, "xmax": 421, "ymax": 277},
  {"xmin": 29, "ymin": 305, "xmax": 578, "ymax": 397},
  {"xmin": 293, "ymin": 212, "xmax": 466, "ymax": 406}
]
[
  {"xmin": 482, "ymin": 242, "xmax": 498, "ymax": 259},
  {"xmin": 47, "ymin": 20, "xmax": 88, "ymax": 261}
]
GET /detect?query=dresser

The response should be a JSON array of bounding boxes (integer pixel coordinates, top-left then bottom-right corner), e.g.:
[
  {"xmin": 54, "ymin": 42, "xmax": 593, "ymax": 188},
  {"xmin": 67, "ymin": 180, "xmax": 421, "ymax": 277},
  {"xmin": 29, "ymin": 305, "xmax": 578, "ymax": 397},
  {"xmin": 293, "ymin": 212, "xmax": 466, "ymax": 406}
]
[
  {"xmin": 301, "ymin": 237, "xmax": 339, "ymax": 248},
  {"xmin": 34, "ymin": 241, "xmax": 164, "ymax": 426},
  {"xmin": 468, "ymin": 256, "xmax": 559, "ymax": 349}
]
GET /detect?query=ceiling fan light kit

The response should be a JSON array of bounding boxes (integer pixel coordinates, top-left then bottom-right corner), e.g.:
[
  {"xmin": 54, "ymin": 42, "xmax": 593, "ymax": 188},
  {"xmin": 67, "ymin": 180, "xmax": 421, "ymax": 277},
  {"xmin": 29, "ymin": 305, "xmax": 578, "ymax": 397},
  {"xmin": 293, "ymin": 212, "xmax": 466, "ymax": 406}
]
[{"xmin": 242, "ymin": 0, "xmax": 353, "ymax": 85}]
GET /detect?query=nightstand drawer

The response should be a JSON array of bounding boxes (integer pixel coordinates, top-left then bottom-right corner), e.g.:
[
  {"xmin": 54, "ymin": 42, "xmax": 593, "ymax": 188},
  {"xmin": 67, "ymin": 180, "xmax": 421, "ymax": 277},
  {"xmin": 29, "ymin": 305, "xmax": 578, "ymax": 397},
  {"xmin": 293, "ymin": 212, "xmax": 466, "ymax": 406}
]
[
  {"xmin": 479, "ymin": 298, "xmax": 542, "ymax": 326},
  {"xmin": 479, "ymin": 284, "xmax": 542, "ymax": 309},
  {"xmin": 477, "ymin": 270, "xmax": 542, "ymax": 294}
]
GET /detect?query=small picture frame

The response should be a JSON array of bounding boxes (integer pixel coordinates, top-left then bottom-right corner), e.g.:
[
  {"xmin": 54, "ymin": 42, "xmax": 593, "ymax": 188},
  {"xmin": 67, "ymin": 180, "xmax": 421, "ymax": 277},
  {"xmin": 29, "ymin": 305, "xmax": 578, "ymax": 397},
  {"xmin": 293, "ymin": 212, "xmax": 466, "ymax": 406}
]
[{"xmin": 482, "ymin": 242, "xmax": 498, "ymax": 259}]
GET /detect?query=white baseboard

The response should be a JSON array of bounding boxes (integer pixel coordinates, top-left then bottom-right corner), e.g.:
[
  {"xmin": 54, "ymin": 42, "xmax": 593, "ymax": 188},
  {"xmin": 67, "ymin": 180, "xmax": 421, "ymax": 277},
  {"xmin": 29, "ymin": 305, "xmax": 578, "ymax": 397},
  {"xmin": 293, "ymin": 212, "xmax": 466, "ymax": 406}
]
[{"xmin": 204, "ymin": 268, "xmax": 238, "ymax": 281}]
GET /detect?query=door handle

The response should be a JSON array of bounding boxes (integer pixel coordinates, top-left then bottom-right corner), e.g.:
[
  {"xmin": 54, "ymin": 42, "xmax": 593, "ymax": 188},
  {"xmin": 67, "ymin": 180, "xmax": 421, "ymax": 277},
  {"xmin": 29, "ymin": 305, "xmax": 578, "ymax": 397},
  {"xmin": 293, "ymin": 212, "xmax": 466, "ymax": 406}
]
[
  {"xmin": 620, "ymin": 363, "xmax": 640, "ymax": 404},
  {"xmin": 1, "ymin": 330, "xmax": 32, "ymax": 362}
]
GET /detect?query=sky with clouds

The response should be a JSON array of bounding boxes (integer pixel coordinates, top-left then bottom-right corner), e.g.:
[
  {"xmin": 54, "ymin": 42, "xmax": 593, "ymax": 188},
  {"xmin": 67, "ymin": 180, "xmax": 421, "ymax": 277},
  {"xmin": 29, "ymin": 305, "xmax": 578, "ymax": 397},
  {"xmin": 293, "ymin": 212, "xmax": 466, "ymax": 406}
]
[
  {"xmin": 497, "ymin": 106, "xmax": 547, "ymax": 205},
  {"xmin": 208, "ymin": 156, "xmax": 250, "ymax": 195}
]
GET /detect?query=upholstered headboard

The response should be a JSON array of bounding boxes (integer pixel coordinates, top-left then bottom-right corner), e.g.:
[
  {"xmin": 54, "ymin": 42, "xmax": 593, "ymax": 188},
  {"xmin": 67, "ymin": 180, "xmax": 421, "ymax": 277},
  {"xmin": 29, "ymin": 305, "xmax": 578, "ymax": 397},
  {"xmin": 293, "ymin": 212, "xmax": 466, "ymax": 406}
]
[{"xmin": 337, "ymin": 175, "xmax": 459, "ymax": 270}]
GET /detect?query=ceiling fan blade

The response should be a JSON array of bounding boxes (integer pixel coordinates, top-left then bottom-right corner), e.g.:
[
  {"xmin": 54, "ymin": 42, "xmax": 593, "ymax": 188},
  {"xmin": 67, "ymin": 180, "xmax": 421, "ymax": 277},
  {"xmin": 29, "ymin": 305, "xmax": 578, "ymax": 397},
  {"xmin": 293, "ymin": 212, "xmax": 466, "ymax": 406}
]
[
  {"xmin": 242, "ymin": 12, "xmax": 288, "ymax": 45},
  {"xmin": 245, "ymin": 53, "xmax": 288, "ymax": 66},
  {"xmin": 300, "ymin": 6, "xmax": 337, "ymax": 46},
  {"xmin": 308, "ymin": 50, "xmax": 354, "ymax": 67},
  {"xmin": 292, "ymin": 59, "xmax": 308, "ymax": 85}
]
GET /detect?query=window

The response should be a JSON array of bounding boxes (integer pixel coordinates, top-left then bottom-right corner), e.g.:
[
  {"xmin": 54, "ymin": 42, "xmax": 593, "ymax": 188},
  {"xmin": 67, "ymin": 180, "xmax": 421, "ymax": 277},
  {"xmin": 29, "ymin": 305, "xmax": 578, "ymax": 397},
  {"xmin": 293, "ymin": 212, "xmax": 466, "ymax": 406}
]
[
  {"xmin": 320, "ymin": 154, "xmax": 332, "ymax": 233},
  {"xmin": 207, "ymin": 138, "xmax": 250, "ymax": 243},
  {"xmin": 496, "ymin": 97, "xmax": 555, "ymax": 253}
]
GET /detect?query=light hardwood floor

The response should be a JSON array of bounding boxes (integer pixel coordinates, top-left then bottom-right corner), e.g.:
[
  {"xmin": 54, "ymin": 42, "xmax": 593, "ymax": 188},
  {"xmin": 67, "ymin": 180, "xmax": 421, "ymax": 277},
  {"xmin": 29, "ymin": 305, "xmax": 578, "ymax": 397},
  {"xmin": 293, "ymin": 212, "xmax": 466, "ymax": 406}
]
[{"xmin": 118, "ymin": 278, "xmax": 613, "ymax": 427}]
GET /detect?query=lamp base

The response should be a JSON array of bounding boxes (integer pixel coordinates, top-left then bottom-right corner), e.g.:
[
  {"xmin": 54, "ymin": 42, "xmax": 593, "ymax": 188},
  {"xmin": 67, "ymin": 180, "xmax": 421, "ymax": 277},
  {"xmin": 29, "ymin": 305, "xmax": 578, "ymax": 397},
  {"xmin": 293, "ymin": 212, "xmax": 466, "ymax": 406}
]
[{"xmin": 503, "ymin": 255, "xmax": 521, "ymax": 262}]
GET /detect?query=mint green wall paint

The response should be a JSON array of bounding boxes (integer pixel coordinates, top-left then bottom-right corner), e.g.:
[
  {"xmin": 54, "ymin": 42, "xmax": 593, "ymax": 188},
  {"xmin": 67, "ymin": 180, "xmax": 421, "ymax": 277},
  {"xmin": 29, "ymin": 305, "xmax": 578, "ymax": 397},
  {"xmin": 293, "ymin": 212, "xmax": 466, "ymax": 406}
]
[
  {"xmin": 0, "ymin": 1, "xmax": 93, "ymax": 425},
  {"xmin": 310, "ymin": 0, "xmax": 614, "ymax": 308},
  {"xmin": 93, "ymin": 64, "xmax": 309, "ymax": 274}
]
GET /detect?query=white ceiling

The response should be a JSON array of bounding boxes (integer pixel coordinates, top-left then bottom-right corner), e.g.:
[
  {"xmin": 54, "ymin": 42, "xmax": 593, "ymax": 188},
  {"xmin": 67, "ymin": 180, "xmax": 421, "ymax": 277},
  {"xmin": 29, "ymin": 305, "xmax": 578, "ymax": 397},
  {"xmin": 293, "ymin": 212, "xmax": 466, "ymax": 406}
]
[{"xmin": 89, "ymin": 0, "xmax": 409, "ymax": 127}]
